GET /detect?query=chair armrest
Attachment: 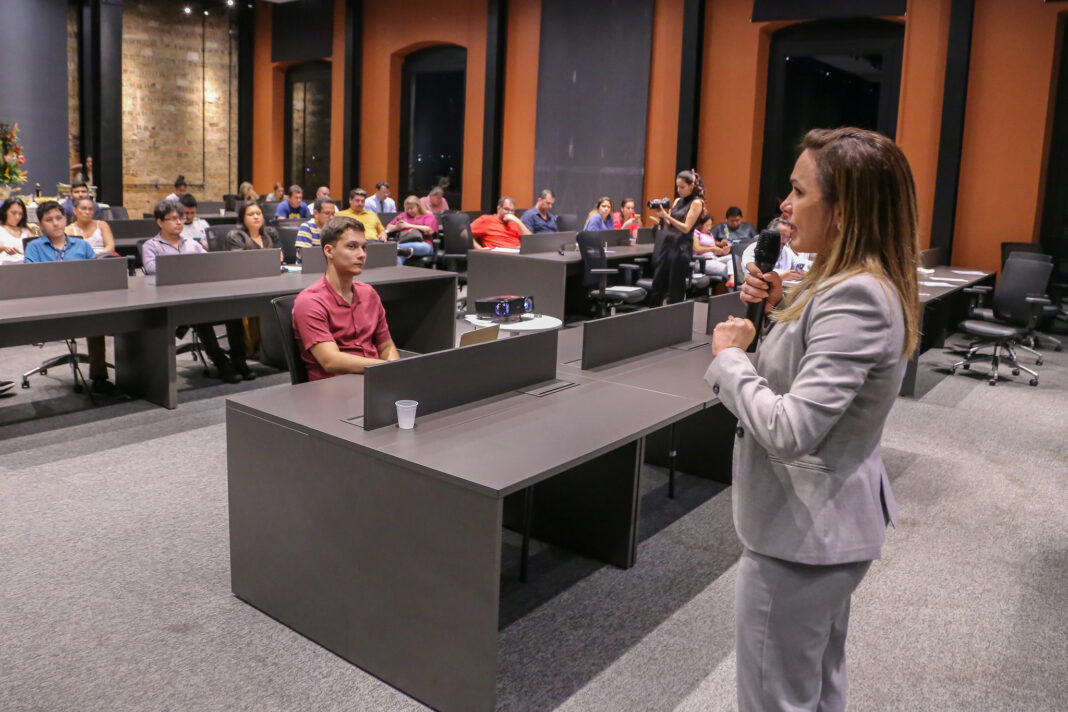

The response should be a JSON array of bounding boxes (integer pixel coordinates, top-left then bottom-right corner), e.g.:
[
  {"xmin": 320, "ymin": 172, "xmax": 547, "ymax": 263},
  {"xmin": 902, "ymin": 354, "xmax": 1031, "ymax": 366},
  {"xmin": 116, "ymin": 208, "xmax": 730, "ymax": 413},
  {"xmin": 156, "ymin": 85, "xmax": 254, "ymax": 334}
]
[
  {"xmin": 1024, "ymin": 296, "xmax": 1051, "ymax": 306},
  {"xmin": 591, "ymin": 268, "xmax": 617, "ymax": 274},
  {"xmin": 1025, "ymin": 296, "xmax": 1052, "ymax": 328},
  {"xmin": 619, "ymin": 263, "xmax": 641, "ymax": 285},
  {"xmin": 963, "ymin": 285, "xmax": 992, "ymax": 293},
  {"xmin": 963, "ymin": 285, "xmax": 992, "ymax": 314}
]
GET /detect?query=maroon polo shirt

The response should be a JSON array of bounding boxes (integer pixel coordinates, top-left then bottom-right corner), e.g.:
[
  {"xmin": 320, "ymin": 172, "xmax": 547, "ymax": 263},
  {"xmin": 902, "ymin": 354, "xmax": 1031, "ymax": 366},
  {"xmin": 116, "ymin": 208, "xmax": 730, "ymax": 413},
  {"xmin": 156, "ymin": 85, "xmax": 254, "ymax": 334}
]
[{"xmin": 291, "ymin": 275, "xmax": 392, "ymax": 381}]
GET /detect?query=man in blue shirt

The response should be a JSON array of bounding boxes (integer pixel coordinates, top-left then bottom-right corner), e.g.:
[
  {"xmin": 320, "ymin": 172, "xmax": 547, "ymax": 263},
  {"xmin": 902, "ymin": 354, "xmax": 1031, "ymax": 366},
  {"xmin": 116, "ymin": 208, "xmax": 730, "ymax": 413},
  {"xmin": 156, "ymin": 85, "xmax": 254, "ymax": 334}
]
[
  {"xmin": 365, "ymin": 182, "xmax": 396, "ymax": 214},
  {"xmin": 274, "ymin": 184, "xmax": 312, "ymax": 220},
  {"xmin": 23, "ymin": 200, "xmax": 115, "ymax": 392},
  {"xmin": 61, "ymin": 182, "xmax": 107, "ymax": 221},
  {"xmin": 520, "ymin": 189, "xmax": 558, "ymax": 233},
  {"xmin": 713, "ymin": 205, "xmax": 757, "ymax": 242}
]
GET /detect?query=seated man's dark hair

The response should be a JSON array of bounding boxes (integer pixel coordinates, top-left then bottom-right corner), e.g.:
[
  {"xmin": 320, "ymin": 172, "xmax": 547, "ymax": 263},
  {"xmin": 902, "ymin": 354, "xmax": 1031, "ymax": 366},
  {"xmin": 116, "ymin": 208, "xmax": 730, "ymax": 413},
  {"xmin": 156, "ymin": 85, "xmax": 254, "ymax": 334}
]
[
  {"xmin": 320, "ymin": 216, "xmax": 365, "ymax": 251},
  {"xmin": 287, "ymin": 184, "xmax": 303, "ymax": 196},
  {"xmin": 36, "ymin": 200, "xmax": 63, "ymax": 220},
  {"xmin": 71, "ymin": 181, "xmax": 88, "ymax": 191},
  {"xmin": 179, "ymin": 193, "xmax": 197, "ymax": 208},
  {"xmin": 538, "ymin": 188, "xmax": 554, "ymax": 200},
  {"xmin": 725, "ymin": 206, "xmax": 743, "ymax": 218},
  {"xmin": 375, "ymin": 181, "xmax": 389, "ymax": 190},
  {"xmin": 174, "ymin": 175, "xmax": 187, "ymax": 189},
  {"xmin": 349, "ymin": 187, "xmax": 368, "ymax": 199},
  {"xmin": 497, "ymin": 196, "xmax": 515, "ymax": 209},
  {"xmin": 154, "ymin": 199, "xmax": 182, "ymax": 221},
  {"xmin": 313, "ymin": 196, "xmax": 335, "ymax": 213}
]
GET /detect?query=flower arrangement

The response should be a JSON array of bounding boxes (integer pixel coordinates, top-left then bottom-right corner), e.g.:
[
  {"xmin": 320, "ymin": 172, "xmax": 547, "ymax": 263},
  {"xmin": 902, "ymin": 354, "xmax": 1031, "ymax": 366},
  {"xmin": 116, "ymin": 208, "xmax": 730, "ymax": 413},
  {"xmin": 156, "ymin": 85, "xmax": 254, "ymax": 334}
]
[{"xmin": 1, "ymin": 122, "xmax": 28, "ymax": 188}]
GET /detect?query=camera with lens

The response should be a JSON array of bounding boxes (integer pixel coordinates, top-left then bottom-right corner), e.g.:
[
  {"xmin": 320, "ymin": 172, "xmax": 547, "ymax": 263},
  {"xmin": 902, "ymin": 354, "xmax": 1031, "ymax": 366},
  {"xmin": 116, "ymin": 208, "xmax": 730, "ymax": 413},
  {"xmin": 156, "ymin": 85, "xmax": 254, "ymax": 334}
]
[{"xmin": 647, "ymin": 198, "xmax": 671, "ymax": 210}]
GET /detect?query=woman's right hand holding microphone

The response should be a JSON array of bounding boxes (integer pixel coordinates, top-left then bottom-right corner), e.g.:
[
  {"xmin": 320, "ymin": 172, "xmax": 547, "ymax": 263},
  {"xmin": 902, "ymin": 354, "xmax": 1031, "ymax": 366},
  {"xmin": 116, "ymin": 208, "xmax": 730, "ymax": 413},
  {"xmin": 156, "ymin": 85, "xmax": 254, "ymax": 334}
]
[{"xmin": 739, "ymin": 262, "xmax": 785, "ymax": 314}]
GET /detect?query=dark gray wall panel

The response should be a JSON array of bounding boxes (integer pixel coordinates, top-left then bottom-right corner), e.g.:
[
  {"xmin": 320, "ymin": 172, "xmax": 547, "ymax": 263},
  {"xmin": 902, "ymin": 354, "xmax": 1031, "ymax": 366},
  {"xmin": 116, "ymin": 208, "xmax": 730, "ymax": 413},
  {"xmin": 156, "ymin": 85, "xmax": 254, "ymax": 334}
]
[
  {"xmin": 272, "ymin": 0, "xmax": 334, "ymax": 63},
  {"xmin": 752, "ymin": 0, "xmax": 906, "ymax": 21},
  {"xmin": 0, "ymin": 0, "xmax": 69, "ymax": 192},
  {"xmin": 533, "ymin": 0, "xmax": 653, "ymax": 217}
]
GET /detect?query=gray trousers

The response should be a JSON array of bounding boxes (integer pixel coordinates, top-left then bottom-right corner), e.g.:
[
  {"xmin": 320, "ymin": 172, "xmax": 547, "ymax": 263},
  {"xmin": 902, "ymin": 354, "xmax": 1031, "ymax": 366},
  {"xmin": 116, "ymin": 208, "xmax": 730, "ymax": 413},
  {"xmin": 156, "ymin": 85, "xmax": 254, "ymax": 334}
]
[{"xmin": 736, "ymin": 548, "xmax": 872, "ymax": 712}]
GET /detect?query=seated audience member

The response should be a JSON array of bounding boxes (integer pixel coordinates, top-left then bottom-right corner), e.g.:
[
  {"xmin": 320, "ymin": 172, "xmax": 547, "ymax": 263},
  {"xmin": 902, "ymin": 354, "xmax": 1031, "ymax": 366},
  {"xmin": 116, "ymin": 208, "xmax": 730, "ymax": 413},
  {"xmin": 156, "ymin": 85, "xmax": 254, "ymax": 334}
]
[
  {"xmin": 141, "ymin": 200, "xmax": 251, "ymax": 383},
  {"xmin": 1, "ymin": 197, "xmax": 38, "ymax": 264},
  {"xmin": 61, "ymin": 182, "xmax": 106, "ymax": 221},
  {"xmin": 470, "ymin": 196, "xmax": 530, "ymax": 249},
  {"xmin": 226, "ymin": 202, "xmax": 278, "ymax": 252},
  {"xmin": 178, "ymin": 194, "xmax": 210, "ymax": 243},
  {"xmin": 366, "ymin": 182, "xmax": 396, "ymax": 214},
  {"xmin": 292, "ymin": 217, "xmax": 399, "ymax": 380},
  {"xmin": 65, "ymin": 196, "xmax": 115, "ymax": 255},
  {"xmin": 295, "ymin": 197, "xmax": 337, "ymax": 250},
  {"xmin": 164, "ymin": 175, "xmax": 188, "ymax": 203},
  {"xmin": 239, "ymin": 181, "xmax": 260, "ymax": 203},
  {"xmin": 420, "ymin": 186, "xmax": 449, "ymax": 213},
  {"xmin": 272, "ymin": 182, "xmax": 286, "ymax": 202},
  {"xmin": 336, "ymin": 188, "xmax": 388, "ymax": 240},
  {"xmin": 24, "ymin": 200, "xmax": 114, "ymax": 393},
  {"xmin": 521, "ymin": 189, "xmax": 558, "ymax": 233},
  {"xmin": 613, "ymin": 198, "xmax": 641, "ymax": 238},
  {"xmin": 583, "ymin": 196, "xmax": 615, "ymax": 231},
  {"xmin": 692, "ymin": 212, "xmax": 731, "ymax": 279},
  {"xmin": 386, "ymin": 195, "xmax": 438, "ymax": 265},
  {"xmin": 713, "ymin": 205, "xmax": 757, "ymax": 241},
  {"xmin": 741, "ymin": 217, "xmax": 806, "ymax": 281},
  {"xmin": 315, "ymin": 185, "xmax": 331, "ymax": 200},
  {"xmin": 70, "ymin": 156, "xmax": 93, "ymax": 186},
  {"xmin": 275, "ymin": 185, "xmax": 312, "ymax": 220}
]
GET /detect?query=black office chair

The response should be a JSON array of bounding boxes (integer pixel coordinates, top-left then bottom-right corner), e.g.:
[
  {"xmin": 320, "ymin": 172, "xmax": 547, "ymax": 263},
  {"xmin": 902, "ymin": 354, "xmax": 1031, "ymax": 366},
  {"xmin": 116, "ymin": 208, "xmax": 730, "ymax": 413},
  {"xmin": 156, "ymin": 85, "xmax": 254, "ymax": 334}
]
[
  {"xmin": 204, "ymin": 225, "xmax": 231, "ymax": 252},
  {"xmin": 949, "ymin": 255, "xmax": 1053, "ymax": 386},
  {"xmin": 729, "ymin": 238, "xmax": 758, "ymax": 291},
  {"xmin": 441, "ymin": 212, "xmax": 473, "ymax": 317},
  {"xmin": 275, "ymin": 226, "xmax": 299, "ymax": 264},
  {"xmin": 222, "ymin": 194, "xmax": 240, "ymax": 212},
  {"xmin": 1000, "ymin": 241, "xmax": 1044, "ymax": 269},
  {"xmin": 577, "ymin": 231, "xmax": 644, "ymax": 317},
  {"xmin": 271, "ymin": 295, "xmax": 307, "ymax": 384},
  {"xmin": 108, "ymin": 206, "xmax": 129, "ymax": 221},
  {"xmin": 976, "ymin": 252, "xmax": 1062, "ymax": 352},
  {"xmin": 555, "ymin": 213, "xmax": 581, "ymax": 232}
]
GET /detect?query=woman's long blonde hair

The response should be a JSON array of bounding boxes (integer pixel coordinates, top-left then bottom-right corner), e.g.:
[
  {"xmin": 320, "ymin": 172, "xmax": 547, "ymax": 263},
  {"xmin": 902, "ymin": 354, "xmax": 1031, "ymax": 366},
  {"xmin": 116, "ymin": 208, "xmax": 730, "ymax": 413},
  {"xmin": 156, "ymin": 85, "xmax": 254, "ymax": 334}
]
[
  {"xmin": 772, "ymin": 128, "xmax": 920, "ymax": 356},
  {"xmin": 402, "ymin": 194, "xmax": 428, "ymax": 216}
]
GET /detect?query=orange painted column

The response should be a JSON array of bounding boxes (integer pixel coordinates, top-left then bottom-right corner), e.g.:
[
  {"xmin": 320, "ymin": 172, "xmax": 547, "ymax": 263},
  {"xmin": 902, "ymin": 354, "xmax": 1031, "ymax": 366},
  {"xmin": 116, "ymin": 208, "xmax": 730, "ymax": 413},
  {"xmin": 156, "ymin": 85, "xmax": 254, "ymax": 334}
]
[
  {"xmin": 250, "ymin": 4, "xmax": 286, "ymax": 194},
  {"xmin": 896, "ymin": 0, "xmax": 952, "ymax": 250},
  {"xmin": 329, "ymin": 0, "xmax": 347, "ymax": 198},
  {"xmin": 499, "ymin": 0, "xmax": 541, "ymax": 205},
  {"xmin": 953, "ymin": 0, "xmax": 1065, "ymax": 271},
  {"xmin": 643, "ymin": 0, "xmax": 683, "ymax": 210}
]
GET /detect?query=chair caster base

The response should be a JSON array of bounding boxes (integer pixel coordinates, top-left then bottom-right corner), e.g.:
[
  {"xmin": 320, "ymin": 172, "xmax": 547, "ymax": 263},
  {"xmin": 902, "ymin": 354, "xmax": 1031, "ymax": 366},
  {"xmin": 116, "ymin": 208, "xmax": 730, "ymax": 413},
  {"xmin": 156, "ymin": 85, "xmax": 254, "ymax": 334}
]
[
  {"xmin": 73, "ymin": 384, "xmax": 84, "ymax": 394},
  {"xmin": 988, "ymin": 378, "xmax": 997, "ymax": 386},
  {"xmin": 1030, "ymin": 378, "xmax": 1039, "ymax": 386},
  {"xmin": 1036, "ymin": 358, "xmax": 1043, "ymax": 366},
  {"xmin": 21, "ymin": 380, "xmax": 30, "ymax": 389},
  {"xmin": 962, "ymin": 363, "xmax": 970, "ymax": 370},
  {"xmin": 1012, "ymin": 368, "xmax": 1020, "ymax": 376},
  {"xmin": 40, "ymin": 368, "xmax": 48, "ymax": 376}
]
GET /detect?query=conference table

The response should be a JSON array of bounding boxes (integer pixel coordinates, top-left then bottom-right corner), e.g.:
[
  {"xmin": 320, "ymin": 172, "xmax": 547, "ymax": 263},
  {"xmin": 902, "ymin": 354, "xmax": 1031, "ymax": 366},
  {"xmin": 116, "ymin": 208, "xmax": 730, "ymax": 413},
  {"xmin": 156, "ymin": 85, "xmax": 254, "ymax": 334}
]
[
  {"xmin": 225, "ymin": 302, "xmax": 736, "ymax": 712},
  {"xmin": 0, "ymin": 265, "xmax": 457, "ymax": 409},
  {"xmin": 466, "ymin": 243, "xmax": 655, "ymax": 320}
]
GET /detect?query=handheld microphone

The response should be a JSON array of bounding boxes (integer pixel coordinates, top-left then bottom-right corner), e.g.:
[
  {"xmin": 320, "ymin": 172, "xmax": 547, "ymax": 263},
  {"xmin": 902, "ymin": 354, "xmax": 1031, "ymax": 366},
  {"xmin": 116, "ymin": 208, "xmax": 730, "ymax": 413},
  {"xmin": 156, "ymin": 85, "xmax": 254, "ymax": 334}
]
[{"xmin": 744, "ymin": 228, "xmax": 783, "ymax": 352}]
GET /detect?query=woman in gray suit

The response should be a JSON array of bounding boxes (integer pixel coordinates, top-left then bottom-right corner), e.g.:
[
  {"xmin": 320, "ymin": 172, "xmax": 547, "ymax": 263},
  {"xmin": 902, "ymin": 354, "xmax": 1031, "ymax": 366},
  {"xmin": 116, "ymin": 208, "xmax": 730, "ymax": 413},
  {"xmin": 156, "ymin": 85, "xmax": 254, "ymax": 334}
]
[{"xmin": 705, "ymin": 127, "xmax": 920, "ymax": 712}]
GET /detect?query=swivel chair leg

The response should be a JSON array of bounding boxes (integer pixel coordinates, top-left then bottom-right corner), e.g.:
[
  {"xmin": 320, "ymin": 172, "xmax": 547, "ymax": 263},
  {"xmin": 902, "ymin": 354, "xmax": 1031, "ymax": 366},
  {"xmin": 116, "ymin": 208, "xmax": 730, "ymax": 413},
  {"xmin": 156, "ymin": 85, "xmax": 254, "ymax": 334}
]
[{"xmin": 519, "ymin": 485, "xmax": 534, "ymax": 583}]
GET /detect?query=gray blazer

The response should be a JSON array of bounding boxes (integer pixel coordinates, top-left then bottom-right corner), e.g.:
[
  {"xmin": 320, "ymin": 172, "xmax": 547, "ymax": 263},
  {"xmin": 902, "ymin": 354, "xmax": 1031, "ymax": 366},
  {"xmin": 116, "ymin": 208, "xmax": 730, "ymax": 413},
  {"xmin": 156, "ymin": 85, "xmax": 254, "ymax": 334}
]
[{"xmin": 704, "ymin": 273, "xmax": 905, "ymax": 565}]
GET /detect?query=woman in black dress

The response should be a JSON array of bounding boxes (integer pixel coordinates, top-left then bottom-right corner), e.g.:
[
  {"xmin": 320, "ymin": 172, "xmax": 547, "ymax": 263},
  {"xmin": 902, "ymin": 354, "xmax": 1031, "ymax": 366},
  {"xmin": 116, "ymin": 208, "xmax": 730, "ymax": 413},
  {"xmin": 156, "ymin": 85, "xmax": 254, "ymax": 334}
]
[{"xmin": 649, "ymin": 169, "xmax": 706, "ymax": 305}]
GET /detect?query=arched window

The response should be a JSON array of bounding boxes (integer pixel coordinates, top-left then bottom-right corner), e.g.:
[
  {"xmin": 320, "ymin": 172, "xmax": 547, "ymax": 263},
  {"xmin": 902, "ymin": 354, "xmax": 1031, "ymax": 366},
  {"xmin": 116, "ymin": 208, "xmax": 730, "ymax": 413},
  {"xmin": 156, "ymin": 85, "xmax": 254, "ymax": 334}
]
[{"xmin": 399, "ymin": 46, "xmax": 467, "ymax": 207}]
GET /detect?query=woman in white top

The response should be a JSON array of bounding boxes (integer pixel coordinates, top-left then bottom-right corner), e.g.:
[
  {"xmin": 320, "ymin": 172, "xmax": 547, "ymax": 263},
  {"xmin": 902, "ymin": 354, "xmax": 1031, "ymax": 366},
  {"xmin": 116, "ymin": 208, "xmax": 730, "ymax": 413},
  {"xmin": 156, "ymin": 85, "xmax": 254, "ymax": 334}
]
[
  {"xmin": 1, "ymin": 197, "xmax": 38, "ymax": 264},
  {"xmin": 65, "ymin": 196, "xmax": 115, "ymax": 255}
]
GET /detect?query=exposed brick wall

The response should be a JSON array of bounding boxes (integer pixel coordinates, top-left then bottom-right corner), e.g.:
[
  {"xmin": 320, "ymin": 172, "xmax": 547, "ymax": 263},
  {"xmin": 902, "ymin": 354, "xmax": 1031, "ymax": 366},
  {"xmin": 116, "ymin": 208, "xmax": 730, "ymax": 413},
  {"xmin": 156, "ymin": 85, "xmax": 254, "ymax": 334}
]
[{"xmin": 121, "ymin": 1, "xmax": 238, "ymax": 217}]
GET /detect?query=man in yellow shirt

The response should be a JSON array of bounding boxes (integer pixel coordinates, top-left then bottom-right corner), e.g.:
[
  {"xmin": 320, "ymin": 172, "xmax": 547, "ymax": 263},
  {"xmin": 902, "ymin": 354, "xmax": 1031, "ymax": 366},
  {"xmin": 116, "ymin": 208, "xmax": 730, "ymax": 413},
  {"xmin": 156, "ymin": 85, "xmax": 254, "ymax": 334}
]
[{"xmin": 336, "ymin": 188, "xmax": 387, "ymax": 241}]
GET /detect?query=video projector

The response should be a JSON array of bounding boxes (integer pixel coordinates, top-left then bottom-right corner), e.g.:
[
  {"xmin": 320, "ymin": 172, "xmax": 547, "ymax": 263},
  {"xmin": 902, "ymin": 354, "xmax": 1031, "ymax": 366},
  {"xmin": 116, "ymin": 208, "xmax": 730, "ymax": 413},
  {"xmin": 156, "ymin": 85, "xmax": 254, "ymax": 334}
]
[{"xmin": 474, "ymin": 295, "xmax": 536, "ymax": 322}]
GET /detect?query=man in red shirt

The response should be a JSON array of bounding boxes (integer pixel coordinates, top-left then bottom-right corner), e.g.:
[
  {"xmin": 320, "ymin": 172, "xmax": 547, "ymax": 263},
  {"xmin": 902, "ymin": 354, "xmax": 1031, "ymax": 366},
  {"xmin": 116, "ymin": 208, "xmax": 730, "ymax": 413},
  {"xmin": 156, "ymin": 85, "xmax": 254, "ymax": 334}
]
[
  {"xmin": 470, "ymin": 196, "xmax": 531, "ymax": 249},
  {"xmin": 291, "ymin": 217, "xmax": 399, "ymax": 380}
]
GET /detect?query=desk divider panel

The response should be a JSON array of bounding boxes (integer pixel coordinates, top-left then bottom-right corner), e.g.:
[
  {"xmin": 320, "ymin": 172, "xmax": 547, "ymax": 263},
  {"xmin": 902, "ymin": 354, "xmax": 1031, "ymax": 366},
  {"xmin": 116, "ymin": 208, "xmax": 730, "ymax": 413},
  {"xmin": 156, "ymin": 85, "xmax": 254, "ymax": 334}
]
[
  {"xmin": 362, "ymin": 329, "xmax": 559, "ymax": 430},
  {"xmin": 704, "ymin": 291, "xmax": 747, "ymax": 335},
  {"xmin": 635, "ymin": 227, "xmax": 654, "ymax": 244},
  {"xmin": 108, "ymin": 219, "xmax": 159, "ymax": 240},
  {"xmin": 0, "ymin": 258, "xmax": 129, "ymax": 299},
  {"xmin": 520, "ymin": 231, "xmax": 577, "ymax": 254},
  {"xmin": 299, "ymin": 246, "xmax": 326, "ymax": 273},
  {"xmin": 154, "ymin": 249, "xmax": 281, "ymax": 286},
  {"xmin": 581, "ymin": 301, "xmax": 694, "ymax": 370},
  {"xmin": 365, "ymin": 241, "xmax": 398, "ymax": 269}
]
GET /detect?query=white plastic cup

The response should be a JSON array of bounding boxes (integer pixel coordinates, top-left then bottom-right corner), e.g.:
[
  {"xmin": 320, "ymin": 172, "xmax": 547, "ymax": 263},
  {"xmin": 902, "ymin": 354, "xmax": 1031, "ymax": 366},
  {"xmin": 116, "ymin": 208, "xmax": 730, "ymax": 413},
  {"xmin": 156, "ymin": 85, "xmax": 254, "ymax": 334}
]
[
  {"xmin": 220, "ymin": 208, "xmax": 226, "ymax": 216},
  {"xmin": 395, "ymin": 400, "xmax": 418, "ymax": 429}
]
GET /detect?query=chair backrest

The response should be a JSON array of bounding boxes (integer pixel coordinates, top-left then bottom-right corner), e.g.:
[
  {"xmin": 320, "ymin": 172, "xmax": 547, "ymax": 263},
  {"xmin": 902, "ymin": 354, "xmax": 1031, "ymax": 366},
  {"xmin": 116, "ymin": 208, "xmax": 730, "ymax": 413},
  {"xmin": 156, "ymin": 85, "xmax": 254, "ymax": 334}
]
[
  {"xmin": 556, "ymin": 213, "xmax": 581, "ymax": 232},
  {"xmin": 379, "ymin": 211, "xmax": 397, "ymax": 226},
  {"xmin": 222, "ymin": 194, "xmax": 239, "ymax": 212},
  {"xmin": 197, "ymin": 200, "xmax": 226, "ymax": 215},
  {"xmin": 993, "ymin": 255, "xmax": 1053, "ymax": 325},
  {"xmin": 108, "ymin": 206, "xmax": 130, "ymax": 221},
  {"xmin": 275, "ymin": 226, "xmax": 299, "ymax": 264},
  {"xmin": 1005, "ymin": 250, "xmax": 1052, "ymax": 263},
  {"xmin": 271, "ymin": 294, "xmax": 308, "ymax": 385},
  {"xmin": 275, "ymin": 218, "xmax": 304, "ymax": 229},
  {"xmin": 920, "ymin": 247, "xmax": 943, "ymax": 268},
  {"xmin": 1000, "ymin": 241, "xmax": 1043, "ymax": 268},
  {"xmin": 136, "ymin": 237, "xmax": 150, "ymax": 268},
  {"xmin": 441, "ymin": 212, "xmax": 472, "ymax": 254},
  {"xmin": 577, "ymin": 230, "xmax": 610, "ymax": 290},
  {"xmin": 261, "ymin": 201, "xmax": 280, "ymax": 220},
  {"xmin": 21, "ymin": 235, "xmax": 37, "ymax": 252},
  {"xmin": 205, "ymin": 224, "xmax": 231, "ymax": 252},
  {"xmin": 730, "ymin": 238, "xmax": 757, "ymax": 290}
]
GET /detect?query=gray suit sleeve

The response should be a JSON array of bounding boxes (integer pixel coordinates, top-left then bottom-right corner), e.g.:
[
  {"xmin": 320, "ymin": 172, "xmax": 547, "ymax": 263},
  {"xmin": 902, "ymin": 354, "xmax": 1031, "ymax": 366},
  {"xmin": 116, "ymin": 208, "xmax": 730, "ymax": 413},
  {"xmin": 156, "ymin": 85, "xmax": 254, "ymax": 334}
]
[{"xmin": 705, "ymin": 277, "xmax": 894, "ymax": 460}]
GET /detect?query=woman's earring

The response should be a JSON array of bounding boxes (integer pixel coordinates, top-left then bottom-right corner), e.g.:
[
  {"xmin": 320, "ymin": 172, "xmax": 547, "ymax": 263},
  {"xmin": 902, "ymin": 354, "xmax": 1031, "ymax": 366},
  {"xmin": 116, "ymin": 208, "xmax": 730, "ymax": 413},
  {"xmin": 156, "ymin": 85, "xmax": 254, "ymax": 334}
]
[{"xmin": 836, "ymin": 222, "xmax": 842, "ymax": 232}]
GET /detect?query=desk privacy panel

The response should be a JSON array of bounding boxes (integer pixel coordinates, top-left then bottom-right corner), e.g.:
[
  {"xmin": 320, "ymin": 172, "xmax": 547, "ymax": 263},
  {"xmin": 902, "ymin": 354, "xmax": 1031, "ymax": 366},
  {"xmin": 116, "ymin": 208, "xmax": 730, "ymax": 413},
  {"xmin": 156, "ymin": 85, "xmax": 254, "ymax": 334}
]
[{"xmin": 533, "ymin": 0, "xmax": 653, "ymax": 218}]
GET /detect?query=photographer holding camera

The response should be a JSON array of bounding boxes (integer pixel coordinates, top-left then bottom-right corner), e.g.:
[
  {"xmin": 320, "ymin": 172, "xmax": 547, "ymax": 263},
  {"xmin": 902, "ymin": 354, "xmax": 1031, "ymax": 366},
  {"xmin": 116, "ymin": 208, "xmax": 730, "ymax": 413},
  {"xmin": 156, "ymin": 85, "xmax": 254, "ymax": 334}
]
[{"xmin": 647, "ymin": 169, "xmax": 706, "ymax": 305}]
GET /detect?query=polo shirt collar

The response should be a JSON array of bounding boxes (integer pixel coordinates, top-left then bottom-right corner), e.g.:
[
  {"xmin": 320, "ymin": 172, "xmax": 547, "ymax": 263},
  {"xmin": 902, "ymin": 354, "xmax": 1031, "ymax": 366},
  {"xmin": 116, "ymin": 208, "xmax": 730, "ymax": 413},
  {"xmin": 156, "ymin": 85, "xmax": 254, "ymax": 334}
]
[{"xmin": 320, "ymin": 274, "xmax": 362, "ymax": 307}]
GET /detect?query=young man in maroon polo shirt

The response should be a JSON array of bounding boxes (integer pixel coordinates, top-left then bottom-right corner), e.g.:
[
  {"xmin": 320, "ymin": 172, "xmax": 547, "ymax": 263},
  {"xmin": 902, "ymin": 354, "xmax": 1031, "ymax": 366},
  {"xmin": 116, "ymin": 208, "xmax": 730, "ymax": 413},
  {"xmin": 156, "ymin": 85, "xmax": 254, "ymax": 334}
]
[{"xmin": 291, "ymin": 216, "xmax": 399, "ymax": 380}]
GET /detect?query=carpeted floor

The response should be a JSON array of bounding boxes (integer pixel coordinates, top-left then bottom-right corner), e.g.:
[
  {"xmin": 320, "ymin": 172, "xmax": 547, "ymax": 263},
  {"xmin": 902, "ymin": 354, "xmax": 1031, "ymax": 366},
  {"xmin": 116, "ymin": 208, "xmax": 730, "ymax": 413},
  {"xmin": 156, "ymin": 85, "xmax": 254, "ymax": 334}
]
[{"xmin": 1, "ymin": 330, "xmax": 1065, "ymax": 711}]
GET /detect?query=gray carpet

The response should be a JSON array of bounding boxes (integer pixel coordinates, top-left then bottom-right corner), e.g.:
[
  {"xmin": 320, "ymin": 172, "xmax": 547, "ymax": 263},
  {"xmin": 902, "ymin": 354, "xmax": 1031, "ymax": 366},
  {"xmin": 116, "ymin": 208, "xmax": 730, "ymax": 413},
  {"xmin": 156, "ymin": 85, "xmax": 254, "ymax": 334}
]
[{"xmin": 1, "ymin": 333, "xmax": 1066, "ymax": 711}]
